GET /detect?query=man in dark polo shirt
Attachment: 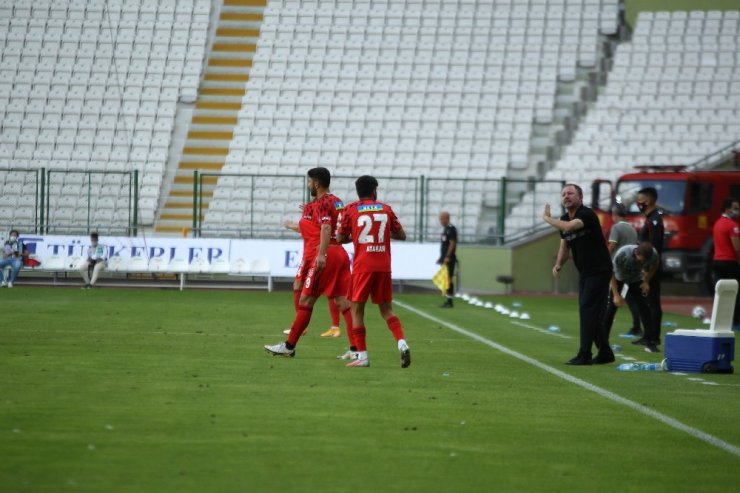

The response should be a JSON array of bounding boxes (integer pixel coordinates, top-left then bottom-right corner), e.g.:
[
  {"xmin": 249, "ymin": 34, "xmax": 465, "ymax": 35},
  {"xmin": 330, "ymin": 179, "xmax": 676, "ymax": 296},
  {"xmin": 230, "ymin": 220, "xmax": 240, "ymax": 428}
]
[
  {"xmin": 543, "ymin": 184, "xmax": 614, "ymax": 365},
  {"xmin": 633, "ymin": 187, "xmax": 665, "ymax": 353},
  {"xmin": 438, "ymin": 211, "xmax": 458, "ymax": 308}
]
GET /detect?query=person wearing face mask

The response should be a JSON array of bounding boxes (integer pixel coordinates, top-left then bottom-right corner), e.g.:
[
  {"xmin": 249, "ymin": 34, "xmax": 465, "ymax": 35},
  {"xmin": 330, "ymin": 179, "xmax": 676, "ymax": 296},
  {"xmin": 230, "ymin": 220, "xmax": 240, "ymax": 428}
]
[
  {"xmin": 79, "ymin": 232, "xmax": 107, "ymax": 289},
  {"xmin": 1, "ymin": 229, "xmax": 27, "ymax": 288},
  {"xmin": 633, "ymin": 187, "xmax": 664, "ymax": 353},
  {"xmin": 711, "ymin": 197, "xmax": 740, "ymax": 330}
]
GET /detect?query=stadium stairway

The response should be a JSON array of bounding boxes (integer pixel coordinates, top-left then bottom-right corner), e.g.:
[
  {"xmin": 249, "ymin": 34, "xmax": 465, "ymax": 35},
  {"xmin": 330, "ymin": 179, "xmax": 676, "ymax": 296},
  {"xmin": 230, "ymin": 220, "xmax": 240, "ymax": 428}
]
[{"xmin": 155, "ymin": 0, "xmax": 267, "ymax": 235}]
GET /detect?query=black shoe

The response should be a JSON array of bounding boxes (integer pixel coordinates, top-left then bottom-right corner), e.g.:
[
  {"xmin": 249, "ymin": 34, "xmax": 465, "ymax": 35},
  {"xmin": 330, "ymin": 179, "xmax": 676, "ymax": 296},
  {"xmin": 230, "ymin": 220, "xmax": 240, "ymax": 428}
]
[
  {"xmin": 400, "ymin": 349, "xmax": 411, "ymax": 368},
  {"xmin": 440, "ymin": 299, "xmax": 453, "ymax": 308},
  {"xmin": 593, "ymin": 352, "xmax": 616, "ymax": 364},
  {"xmin": 82, "ymin": 284, "xmax": 91, "ymax": 290},
  {"xmin": 626, "ymin": 328, "xmax": 643, "ymax": 337},
  {"xmin": 566, "ymin": 355, "xmax": 592, "ymax": 365},
  {"xmin": 631, "ymin": 337, "xmax": 649, "ymax": 346},
  {"xmin": 644, "ymin": 343, "xmax": 660, "ymax": 354}
]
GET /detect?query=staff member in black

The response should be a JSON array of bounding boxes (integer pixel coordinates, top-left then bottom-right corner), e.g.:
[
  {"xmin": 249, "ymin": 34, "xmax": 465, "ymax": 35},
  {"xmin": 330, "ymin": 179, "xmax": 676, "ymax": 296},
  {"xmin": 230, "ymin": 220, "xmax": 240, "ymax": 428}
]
[
  {"xmin": 438, "ymin": 211, "xmax": 457, "ymax": 308},
  {"xmin": 633, "ymin": 186, "xmax": 664, "ymax": 353},
  {"xmin": 544, "ymin": 184, "xmax": 614, "ymax": 365}
]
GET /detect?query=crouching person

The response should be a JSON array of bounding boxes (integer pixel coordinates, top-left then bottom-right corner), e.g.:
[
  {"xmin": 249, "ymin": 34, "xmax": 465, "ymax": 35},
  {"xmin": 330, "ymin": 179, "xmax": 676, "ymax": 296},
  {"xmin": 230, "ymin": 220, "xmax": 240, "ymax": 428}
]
[{"xmin": 81, "ymin": 233, "xmax": 107, "ymax": 289}]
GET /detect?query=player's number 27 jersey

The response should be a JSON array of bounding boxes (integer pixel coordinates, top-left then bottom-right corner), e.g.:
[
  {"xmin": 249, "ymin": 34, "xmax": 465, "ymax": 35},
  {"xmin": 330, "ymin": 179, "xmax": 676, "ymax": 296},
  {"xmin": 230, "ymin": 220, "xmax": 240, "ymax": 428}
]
[{"xmin": 340, "ymin": 200, "xmax": 402, "ymax": 274}]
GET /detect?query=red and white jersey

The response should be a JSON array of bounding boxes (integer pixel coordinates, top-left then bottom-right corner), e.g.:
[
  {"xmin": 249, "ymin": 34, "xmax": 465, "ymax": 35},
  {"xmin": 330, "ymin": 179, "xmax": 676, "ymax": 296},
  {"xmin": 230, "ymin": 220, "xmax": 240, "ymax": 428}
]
[
  {"xmin": 339, "ymin": 199, "xmax": 402, "ymax": 273},
  {"xmin": 299, "ymin": 193, "xmax": 345, "ymax": 260},
  {"xmin": 298, "ymin": 201, "xmax": 320, "ymax": 261}
]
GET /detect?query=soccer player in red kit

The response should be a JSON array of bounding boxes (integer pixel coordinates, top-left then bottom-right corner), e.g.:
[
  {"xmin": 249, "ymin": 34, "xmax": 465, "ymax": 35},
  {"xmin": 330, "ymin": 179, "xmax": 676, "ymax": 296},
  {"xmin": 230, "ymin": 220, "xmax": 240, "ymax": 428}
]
[
  {"xmin": 264, "ymin": 167, "xmax": 355, "ymax": 357},
  {"xmin": 283, "ymin": 211, "xmax": 343, "ymax": 337},
  {"xmin": 337, "ymin": 175, "xmax": 411, "ymax": 368}
]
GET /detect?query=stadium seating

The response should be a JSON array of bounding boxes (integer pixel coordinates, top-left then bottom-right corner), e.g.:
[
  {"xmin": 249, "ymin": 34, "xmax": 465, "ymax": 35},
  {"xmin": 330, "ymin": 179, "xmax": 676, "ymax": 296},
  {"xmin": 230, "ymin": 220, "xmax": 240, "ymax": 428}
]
[
  {"xmin": 505, "ymin": 9, "xmax": 740, "ymax": 240},
  {"xmin": 202, "ymin": 0, "xmax": 621, "ymax": 239},
  {"xmin": 0, "ymin": 0, "xmax": 210, "ymax": 231},
  {"xmin": 3, "ymin": 1, "xmax": 738, "ymax": 245}
]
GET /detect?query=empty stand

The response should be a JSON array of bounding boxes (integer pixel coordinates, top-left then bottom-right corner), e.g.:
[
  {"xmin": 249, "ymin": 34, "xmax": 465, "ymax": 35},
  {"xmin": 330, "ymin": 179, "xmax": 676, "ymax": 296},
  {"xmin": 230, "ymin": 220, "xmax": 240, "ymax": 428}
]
[
  {"xmin": 201, "ymin": 0, "xmax": 620, "ymax": 239},
  {"xmin": 505, "ymin": 9, "xmax": 740, "ymax": 240},
  {"xmin": 0, "ymin": 0, "xmax": 210, "ymax": 232}
]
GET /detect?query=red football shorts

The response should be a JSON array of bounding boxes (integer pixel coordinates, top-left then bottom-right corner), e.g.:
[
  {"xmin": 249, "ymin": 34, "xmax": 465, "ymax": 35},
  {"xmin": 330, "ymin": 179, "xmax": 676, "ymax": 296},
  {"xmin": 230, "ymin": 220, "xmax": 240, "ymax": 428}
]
[
  {"xmin": 302, "ymin": 247, "xmax": 351, "ymax": 299},
  {"xmin": 294, "ymin": 257, "xmax": 312, "ymax": 283},
  {"xmin": 349, "ymin": 271, "xmax": 393, "ymax": 304}
]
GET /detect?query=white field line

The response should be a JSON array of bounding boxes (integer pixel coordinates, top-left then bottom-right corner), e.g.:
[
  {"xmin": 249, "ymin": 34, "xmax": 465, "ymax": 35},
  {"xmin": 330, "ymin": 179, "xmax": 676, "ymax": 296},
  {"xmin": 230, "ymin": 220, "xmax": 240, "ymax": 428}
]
[
  {"xmin": 394, "ymin": 299, "xmax": 740, "ymax": 459},
  {"xmin": 509, "ymin": 320, "xmax": 572, "ymax": 339}
]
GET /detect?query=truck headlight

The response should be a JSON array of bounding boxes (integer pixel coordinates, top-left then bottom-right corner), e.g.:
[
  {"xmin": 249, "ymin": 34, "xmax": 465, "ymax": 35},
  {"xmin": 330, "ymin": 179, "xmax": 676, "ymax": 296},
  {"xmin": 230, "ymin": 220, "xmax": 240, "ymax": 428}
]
[{"xmin": 664, "ymin": 256, "xmax": 682, "ymax": 269}]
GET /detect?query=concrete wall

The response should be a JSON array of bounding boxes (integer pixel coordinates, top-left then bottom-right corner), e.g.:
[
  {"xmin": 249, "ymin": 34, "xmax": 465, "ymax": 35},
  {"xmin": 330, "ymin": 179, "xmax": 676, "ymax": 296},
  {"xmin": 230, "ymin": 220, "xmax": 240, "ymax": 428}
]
[
  {"xmin": 511, "ymin": 231, "xmax": 579, "ymax": 294},
  {"xmin": 455, "ymin": 231, "xmax": 579, "ymax": 294},
  {"xmin": 456, "ymin": 245, "xmax": 512, "ymax": 293},
  {"xmin": 625, "ymin": 0, "xmax": 739, "ymax": 28}
]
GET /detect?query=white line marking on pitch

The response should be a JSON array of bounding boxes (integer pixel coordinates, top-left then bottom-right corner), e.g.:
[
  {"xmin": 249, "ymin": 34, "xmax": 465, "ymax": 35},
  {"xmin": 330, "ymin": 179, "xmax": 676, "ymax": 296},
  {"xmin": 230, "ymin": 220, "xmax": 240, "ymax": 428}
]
[
  {"xmin": 394, "ymin": 300, "xmax": 740, "ymax": 459},
  {"xmin": 510, "ymin": 321, "xmax": 572, "ymax": 339}
]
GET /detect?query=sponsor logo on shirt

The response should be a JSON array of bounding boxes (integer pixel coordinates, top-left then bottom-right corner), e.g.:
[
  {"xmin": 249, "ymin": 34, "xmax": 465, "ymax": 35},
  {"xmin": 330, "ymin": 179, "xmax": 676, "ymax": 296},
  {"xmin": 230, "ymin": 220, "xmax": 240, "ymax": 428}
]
[{"xmin": 358, "ymin": 204, "xmax": 384, "ymax": 212}]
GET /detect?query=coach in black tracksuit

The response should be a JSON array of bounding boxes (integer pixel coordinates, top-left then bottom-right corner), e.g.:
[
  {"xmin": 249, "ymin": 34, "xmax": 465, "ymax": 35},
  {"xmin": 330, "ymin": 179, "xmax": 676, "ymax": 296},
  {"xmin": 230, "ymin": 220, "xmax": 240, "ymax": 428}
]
[
  {"xmin": 633, "ymin": 187, "xmax": 665, "ymax": 353},
  {"xmin": 438, "ymin": 211, "xmax": 457, "ymax": 308},
  {"xmin": 544, "ymin": 184, "xmax": 614, "ymax": 365}
]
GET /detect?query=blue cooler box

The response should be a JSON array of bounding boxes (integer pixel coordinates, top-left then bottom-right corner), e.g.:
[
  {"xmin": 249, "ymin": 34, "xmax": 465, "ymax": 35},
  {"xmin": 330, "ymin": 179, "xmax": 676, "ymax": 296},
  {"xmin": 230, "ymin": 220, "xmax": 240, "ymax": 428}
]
[{"xmin": 664, "ymin": 330, "xmax": 735, "ymax": 374}]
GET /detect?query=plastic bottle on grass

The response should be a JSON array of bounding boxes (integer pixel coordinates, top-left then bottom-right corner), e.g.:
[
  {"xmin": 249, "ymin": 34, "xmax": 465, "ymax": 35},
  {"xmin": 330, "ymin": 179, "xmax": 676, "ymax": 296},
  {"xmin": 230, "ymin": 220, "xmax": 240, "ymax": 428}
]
[
  {"xmin": 617, "ymin": 363, "xmax": 640, "ymax": 372},
  {"xmin": 640, "ymin": 363, "xmax": 663, "ymax": 371}
]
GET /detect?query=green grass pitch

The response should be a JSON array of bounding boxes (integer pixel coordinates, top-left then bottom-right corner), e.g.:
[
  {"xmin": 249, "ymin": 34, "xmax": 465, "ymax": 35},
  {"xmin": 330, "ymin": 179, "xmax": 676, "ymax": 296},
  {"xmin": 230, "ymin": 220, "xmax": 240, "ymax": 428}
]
[{"xmin": 1, "ymin": 287, "xmax": 739, "ymax": 492}]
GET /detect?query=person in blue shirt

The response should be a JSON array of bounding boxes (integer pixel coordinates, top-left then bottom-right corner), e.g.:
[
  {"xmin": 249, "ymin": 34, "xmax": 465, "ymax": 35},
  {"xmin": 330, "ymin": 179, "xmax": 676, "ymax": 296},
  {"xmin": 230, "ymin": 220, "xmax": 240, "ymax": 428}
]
[{"xmin": 1, "ymin": 229, "xmax": 27, "ymax": 288}]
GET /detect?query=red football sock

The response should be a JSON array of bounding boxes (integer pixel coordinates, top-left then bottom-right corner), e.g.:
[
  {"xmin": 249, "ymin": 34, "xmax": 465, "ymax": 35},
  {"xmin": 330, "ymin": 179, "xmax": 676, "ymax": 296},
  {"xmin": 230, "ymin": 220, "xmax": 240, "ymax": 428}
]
[
  {"xmin": 386, "ymin": 316, "xmax": 405, "ymax": 342},
  {"xmin": 329, "ymin": 298, "xmax": 341, "ymax": 326},
  {"xmin": 293, "ymin": 290, "xmax": 301, "ymax": 312},
  {"xmin": 342, "ymin": 308, "xmax": 355, "ymax": 347},
  {"xmin": 351, "ymin": 325, "xmax": 367, "ymax": 351},
  {"xmin": 286, "ymin": 306, "xmax": 313, "ymax": 346}
]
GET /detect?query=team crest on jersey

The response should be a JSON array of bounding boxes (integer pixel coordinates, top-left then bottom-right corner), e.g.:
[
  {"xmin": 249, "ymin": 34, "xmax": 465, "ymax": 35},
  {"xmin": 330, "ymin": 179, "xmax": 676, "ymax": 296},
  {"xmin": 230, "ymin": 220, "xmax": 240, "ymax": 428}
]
[
  {"xmin": 334, "ymin": 201, "xmax": 345, "ymax": 210},
  {"xmin": 358, "ymin": 204, "xmax": 384, "ymax": 212}
]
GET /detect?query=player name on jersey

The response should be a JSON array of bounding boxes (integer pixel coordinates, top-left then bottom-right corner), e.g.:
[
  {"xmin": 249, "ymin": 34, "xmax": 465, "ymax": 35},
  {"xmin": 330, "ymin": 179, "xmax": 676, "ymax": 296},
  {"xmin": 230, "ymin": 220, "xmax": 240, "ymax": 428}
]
[
  {"xmin": 367, "ymin": 245, "xmax": 387, "ymax": 253},
  {"xmin": 358, "ymin": 204, "xmax": 384, "ymax": 212}
]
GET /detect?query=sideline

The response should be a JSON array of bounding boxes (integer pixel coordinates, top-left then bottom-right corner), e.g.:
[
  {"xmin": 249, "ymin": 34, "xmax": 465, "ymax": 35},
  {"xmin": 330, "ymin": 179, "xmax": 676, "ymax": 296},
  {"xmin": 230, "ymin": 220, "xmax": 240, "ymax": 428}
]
[{"xmin": 393, "ymin": 299, "xmax": 740, "ymax": 459}]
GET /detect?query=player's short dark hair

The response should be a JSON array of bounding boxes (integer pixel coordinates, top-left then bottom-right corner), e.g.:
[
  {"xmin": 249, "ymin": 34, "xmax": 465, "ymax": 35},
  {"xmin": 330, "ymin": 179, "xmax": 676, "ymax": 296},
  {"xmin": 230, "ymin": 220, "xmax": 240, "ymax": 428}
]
[
  {"xmin": 90, "ymin": 232, "xmax": 99, "ymax": 240},
  {"xmin": 636, "ymin": 241, "xmax": 654, "ymax": 260},
  {"xmin": 563, "ymin": 183, "xmax": 583, "ymax": 198},
  {"xmin": 721, "ymin": 196, "xmax": 739, "ymax": 211},
  {"xmin": 9, "ymin": 229, "xmax": 19, "ymax": 236},
  {"xmin": 612, "ymin": 203, "xmax": 627, "ymax": 217},
  {"xmin": 307, "ymin": 167, "xmax": 331, "ymax": 188},
  {"xmin": 355, "ymin": 175, "xmax": 379, "ymax": 199},
  {"xmin": 638, "ymin": 187, "xmax": 658, "ymax": 202}
]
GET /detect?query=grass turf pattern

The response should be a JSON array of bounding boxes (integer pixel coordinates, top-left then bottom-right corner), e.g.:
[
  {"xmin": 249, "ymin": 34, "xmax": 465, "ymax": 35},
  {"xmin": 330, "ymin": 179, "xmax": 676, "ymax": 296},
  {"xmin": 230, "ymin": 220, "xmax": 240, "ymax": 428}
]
[{"xmin": 1, "ymin": 288, "xmax": 739, "ymax": 492}]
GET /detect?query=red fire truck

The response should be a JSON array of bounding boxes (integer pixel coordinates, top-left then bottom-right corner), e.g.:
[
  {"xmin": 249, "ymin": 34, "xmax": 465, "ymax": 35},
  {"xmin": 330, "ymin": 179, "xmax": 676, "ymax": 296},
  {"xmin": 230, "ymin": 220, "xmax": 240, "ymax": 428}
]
[{"xmin": 591, "ymin": 167, "xmax": 740, "ymax": 293}]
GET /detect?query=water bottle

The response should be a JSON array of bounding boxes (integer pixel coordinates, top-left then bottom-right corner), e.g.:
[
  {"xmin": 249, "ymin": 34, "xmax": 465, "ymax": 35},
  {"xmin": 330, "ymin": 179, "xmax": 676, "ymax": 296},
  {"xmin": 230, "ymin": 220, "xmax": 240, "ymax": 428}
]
[
  {"xmin": 547, "ymin": 325, "xmax": 560, "ymax": 333},
  {"xmin": 617, "ymin": 363, "xmax": 640, "ymax": 371},
  {"xmin": 640, "ymin": 363, "xmax": 663, "ymax": 371},
  {"xmin": 610, "ymin": 344, "xmax": 622, "ymax": 352}
]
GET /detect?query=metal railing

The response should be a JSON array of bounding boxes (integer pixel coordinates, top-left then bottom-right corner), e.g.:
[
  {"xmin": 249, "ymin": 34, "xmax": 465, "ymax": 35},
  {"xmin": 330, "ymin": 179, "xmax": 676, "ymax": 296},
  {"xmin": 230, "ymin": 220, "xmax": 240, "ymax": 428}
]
[
  {"xmin": 191, "ymin": 171, "xmax": 565, "ymax": 244},
  {"xmin": 0, "ymin": 168, "xmax": 42, "ymax": 233},
  {"xmin": 43, "ymin": 169, "xmax": 139, "ymax": 236},
  {"xmin": 0, "ymin": 168, "xmax": 139, "ymax": 236}
]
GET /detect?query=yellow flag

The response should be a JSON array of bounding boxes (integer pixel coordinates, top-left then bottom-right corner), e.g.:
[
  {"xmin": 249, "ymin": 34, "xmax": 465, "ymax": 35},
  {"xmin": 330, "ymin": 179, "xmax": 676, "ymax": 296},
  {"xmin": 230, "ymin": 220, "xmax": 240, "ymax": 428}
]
[{"xmin": 432, "ymin": 265, "xmax": 450, "ymax": 295}]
